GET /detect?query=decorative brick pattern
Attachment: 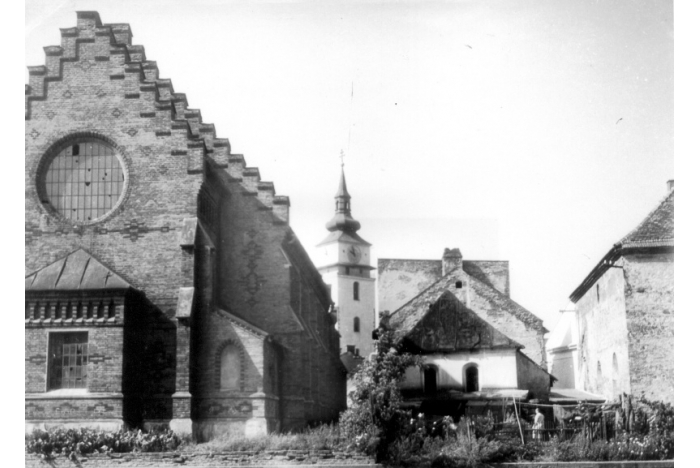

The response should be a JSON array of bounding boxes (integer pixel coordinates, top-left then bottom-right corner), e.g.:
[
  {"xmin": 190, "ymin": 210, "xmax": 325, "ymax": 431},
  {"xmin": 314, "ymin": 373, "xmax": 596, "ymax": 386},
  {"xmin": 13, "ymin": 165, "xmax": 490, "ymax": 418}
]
[{"xmin": 26, "ymin": 11, "xmax": 345, "ymax": 437}]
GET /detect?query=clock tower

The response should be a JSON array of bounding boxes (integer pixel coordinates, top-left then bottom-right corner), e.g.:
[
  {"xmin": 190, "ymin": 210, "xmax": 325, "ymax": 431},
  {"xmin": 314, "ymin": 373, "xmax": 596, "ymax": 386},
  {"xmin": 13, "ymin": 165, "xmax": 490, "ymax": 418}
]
[{"xmin": 318, "ymin": 167, "xmax": 375, "ymax": 358}]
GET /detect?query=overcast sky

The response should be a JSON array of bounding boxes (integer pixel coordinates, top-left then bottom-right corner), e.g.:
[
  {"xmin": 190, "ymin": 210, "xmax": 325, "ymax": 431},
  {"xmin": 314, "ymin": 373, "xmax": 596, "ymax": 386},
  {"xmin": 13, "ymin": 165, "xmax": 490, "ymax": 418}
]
[{"xmin": 25, "ymin": 0, "xmax": 676, "ymax": 332}]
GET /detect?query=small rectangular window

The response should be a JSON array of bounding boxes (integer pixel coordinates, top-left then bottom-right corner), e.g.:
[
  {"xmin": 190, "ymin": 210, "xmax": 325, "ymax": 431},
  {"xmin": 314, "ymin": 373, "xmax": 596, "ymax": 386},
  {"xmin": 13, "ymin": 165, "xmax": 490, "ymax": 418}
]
[
  {"xmin": 48, "ymin": 332, "xmax": 88, "ymax": 390},
  {"xmin": 353, "ymin": 282, "xmax": 360, "ymax": 301}
]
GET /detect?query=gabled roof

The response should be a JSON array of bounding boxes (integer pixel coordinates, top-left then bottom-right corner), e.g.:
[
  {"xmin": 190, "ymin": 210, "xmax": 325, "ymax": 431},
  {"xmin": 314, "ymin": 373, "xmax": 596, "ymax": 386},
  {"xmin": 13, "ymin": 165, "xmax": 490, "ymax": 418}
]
[
  {"xmin": 617, "ymin": 189, "xmax": 673, "ymax": 249},
  {"xmin": 385, "ymin": 267, "xmax": 546, "ymax": 337},
  {"xmin": 570, "ymin": 188, "xmax": 674, "ymax": 302},
  {"xmin": 25, "ymin": 249, "xmax": 131, "ymax": 291},
  {"xmin": 385, "ymin": 284, "xmax": 525, "ymax": 353}
]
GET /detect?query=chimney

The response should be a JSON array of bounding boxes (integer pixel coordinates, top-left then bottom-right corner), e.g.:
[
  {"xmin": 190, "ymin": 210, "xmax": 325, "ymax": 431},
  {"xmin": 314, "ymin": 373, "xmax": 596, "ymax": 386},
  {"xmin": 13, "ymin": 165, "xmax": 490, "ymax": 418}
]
[
  {"xmin": 667, "ymin": 179, "xmax": 674, "ymax": 192},
  {"xmin": 442, "ymin": 248, "xmax": 463, "ymax": 275}
]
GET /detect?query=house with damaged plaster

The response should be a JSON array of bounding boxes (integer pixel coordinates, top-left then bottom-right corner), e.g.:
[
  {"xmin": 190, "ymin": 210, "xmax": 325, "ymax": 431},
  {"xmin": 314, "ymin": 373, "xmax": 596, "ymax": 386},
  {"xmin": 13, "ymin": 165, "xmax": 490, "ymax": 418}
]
[
  {"xmin": 554, "ymin": 181, "xmax": 674, "ymax": 404},
  {"xmin": 378, "ymin": 249, "xmax": 552, "ymax": 416},
  {"xmin": 25, "ymin": 12, "xmax": 346, "ymax": 439}
]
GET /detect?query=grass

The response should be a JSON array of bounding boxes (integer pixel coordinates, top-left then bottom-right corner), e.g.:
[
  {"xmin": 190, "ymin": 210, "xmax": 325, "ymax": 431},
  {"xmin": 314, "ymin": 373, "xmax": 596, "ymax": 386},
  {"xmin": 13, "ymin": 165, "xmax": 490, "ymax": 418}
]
[{"xmin": 185, "ymin": 424, "xmax": 347, "ymax": 453}]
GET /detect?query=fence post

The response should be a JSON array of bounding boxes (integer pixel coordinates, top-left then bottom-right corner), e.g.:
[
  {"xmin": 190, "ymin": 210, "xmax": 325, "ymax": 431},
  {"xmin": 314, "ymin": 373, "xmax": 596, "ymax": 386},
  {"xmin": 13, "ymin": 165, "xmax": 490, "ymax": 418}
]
[
  {"xmin": 512, "ymin": 396, "xmax": 525, "ymax": 445},
  {"xmin": 602, "ymin": 412, "xmax": 607, "ymax": 440}
]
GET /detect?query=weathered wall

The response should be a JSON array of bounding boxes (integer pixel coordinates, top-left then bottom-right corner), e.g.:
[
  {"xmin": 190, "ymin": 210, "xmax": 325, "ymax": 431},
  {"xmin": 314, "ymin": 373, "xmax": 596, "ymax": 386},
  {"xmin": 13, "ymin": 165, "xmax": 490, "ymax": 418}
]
[
  {"xmin": 401, "ymin": 349, "xmax": 518, "ymax": 391},
  {"xmin": 192, "ymin": 310, "xmax": 272, "ymax": 440},
  {"xmin": 333, "ymin": 274, "xmax": 376, "ymax": 357},
  {"xmin": 378, "ymin": 259, "xmax": 442, "ymax": 314},
  {"xmin": 623, "ymin": 252, "xmax": 674, "ymax": 403},
  {"xmin": 377, "ymin": 259, "xmax": 510, "ymax": 315},
  {"xmin": 575, "ymin": 266, "xmax": 630, "ymax": 400},
  {"xmin": 515, "ymin": 351, "xmax": 551, "ymax": 400},
  {"xmin": 549, "ymin": 349, "xmax": 576, "ymax": 389},
  {"xmin": 462, "ymin": 274, "xmax": 547, "ymax": 367}
]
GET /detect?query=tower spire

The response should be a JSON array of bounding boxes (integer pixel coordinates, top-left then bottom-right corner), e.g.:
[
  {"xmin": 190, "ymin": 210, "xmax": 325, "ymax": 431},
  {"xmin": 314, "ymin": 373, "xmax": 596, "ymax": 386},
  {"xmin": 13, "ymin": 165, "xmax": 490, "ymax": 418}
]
[{"xmin": 325, "ymin": 155, "xmax": 360, "ymax": 233}]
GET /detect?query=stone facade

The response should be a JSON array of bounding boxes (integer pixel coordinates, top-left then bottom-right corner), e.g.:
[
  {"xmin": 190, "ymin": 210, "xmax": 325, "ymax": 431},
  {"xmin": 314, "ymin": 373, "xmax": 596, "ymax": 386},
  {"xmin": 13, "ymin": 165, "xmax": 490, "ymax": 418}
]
[
  {"xmin": 569, "ymin": 184, "xmax": 674, "ymax": 403},
  {"xmin": 25, "ymin": 11, "xmax": 345, "ymax": 437},
  {"xmin": 378, "ymin": 249, "xmax": 547, "ymax": 367}
]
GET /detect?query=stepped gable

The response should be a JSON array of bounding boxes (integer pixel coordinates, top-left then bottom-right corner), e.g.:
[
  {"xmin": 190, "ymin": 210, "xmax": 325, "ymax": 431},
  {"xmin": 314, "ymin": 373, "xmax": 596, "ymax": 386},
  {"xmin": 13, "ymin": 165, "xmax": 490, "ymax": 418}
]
[
  {"xmin": 25, "ymin": 248, "xmax": 130, "ymax": 291},
  {"xmin": 398, "ymin": 290, "xmax": 523, "ymax": 353},
  {"xmin": 25, "ymin": 11, "xmax": 290, "ymax": 225}
]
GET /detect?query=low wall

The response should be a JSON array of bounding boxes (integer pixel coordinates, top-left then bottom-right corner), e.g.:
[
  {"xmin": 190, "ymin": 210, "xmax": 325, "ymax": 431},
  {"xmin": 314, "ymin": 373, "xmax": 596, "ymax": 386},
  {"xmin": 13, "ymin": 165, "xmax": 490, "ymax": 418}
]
[
  {"xmin": 491, "ymin": 461, "xmax": 673, "ymax": 468},
  {"xmin": 25, "ymin": 450, "xmax": 378, "ymax": 468}
]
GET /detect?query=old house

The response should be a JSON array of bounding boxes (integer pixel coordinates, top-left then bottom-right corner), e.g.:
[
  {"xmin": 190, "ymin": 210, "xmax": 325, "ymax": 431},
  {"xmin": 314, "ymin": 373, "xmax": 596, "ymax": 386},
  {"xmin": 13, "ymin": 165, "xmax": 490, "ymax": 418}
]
[
  {"xmin": 378, "ymin": 249, "xmax": 551, "ymax": 414},
  {"xmin": 25, "ymin": 12, "xmax": 346, "ymax": 439},
  {"xmin": 566, "ymin": 181, "xmax": 674, "ymax": 403}
]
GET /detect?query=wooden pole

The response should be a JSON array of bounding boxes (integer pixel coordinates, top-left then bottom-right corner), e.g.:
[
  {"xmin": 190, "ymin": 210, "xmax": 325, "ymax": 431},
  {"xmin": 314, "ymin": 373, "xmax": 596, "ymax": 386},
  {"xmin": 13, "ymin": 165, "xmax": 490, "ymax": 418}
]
[{"xmin": 512, "ymin": 396, "xmax": 525, "ymax": 445}]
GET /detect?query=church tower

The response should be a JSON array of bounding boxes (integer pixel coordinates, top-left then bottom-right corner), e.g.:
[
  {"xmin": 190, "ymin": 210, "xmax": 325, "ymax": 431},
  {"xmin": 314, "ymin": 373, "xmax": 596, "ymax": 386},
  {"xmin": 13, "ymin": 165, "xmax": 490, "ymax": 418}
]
[{"xmin": 318, "ymin": 166, "xmax": 375, "ymax": 358}]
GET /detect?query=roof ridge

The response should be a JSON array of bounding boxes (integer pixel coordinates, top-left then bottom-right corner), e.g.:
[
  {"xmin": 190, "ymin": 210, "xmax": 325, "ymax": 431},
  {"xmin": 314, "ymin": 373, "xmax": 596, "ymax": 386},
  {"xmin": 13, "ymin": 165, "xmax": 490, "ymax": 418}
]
[
  {"xmin": 400, "ymin": 290, "xmax": 524, "ymax": 350},
  {"xmin": 616, "ymin": 188, "xmax": 674, "ymax": 247}
]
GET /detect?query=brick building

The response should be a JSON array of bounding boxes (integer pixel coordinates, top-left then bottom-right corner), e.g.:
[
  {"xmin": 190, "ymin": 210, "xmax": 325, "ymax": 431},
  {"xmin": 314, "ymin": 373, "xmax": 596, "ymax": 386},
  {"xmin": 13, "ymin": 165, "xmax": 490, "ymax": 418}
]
[
  {"xmin": 25, "ymin": 11, "xmax": 346, "ymax": 438},
  {"xmin": 567, "ymin": 181, "xmax": 674, "ymax": 403}
]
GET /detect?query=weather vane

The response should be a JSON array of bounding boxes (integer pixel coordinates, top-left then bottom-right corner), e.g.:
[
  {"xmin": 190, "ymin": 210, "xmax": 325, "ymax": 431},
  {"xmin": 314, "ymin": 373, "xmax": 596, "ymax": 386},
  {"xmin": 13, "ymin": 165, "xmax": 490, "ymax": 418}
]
[{"xmin": 340, "ymin": 149, "xmax": 345, "ymax": 168}]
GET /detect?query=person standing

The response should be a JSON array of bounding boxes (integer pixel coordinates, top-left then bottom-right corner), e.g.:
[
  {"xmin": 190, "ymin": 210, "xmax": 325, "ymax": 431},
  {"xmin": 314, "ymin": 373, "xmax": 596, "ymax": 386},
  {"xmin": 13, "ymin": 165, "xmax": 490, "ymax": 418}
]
[{"xmin": 533, "ymin": 407, "xmax": 545, "ymax": 441}]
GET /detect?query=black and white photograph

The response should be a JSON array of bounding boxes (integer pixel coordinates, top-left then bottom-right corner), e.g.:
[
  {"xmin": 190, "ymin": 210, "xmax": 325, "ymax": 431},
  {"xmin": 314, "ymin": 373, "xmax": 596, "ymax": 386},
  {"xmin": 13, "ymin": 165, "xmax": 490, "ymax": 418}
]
[{"xmin": 22, "ymin": 1, "xmax": 684, "ymax": 466}]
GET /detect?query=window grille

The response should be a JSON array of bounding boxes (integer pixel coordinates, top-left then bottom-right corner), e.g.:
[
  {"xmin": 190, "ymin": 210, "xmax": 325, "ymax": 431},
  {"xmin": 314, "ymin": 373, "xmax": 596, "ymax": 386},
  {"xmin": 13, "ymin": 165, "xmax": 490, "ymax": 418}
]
[
  {"xmin": 42, "ymin": 141, "xmax": 124, "ymax": 222},
  {"xmin": 48, "ymin": 332, "xmax": 88, "ymax": 390}
]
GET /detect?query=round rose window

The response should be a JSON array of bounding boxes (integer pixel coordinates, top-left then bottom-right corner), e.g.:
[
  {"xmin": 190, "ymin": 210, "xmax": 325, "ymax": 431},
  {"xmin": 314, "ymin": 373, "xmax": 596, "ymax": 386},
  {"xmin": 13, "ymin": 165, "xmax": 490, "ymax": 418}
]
[{"xmin": 40, "ymin": 139, "xmax": 125, "ymax": 223}]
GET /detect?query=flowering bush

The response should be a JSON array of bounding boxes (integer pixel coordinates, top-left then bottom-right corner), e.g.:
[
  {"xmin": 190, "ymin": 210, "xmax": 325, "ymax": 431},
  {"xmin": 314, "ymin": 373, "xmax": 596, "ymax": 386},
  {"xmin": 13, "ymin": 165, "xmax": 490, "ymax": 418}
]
[
  {"xmin": 339, "ymin": 324, "xmax": 421, "ymax": 460},
  {"xmin": 25, "ymin": 427, "xmax": 186, "ymax": 460}
]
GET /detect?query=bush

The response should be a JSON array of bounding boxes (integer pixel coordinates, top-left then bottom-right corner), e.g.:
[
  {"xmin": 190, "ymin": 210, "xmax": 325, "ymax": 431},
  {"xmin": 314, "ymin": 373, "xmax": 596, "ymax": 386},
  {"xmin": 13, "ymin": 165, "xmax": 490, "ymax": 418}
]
[
  {"xmin": 25, "ymin": 427, "xmax": 186, "ymax": 460},
  {"xmin": 339, "ymin": 324, "xmax": 421, "ymax": 459}
]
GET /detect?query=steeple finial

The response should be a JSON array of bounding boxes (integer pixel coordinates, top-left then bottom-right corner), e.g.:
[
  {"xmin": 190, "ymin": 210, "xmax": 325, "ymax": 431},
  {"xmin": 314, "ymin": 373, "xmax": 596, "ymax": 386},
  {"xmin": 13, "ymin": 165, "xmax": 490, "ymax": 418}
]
[{"xmin": 325, "ymin": 164, "xmax": 360, "ymax": 233}]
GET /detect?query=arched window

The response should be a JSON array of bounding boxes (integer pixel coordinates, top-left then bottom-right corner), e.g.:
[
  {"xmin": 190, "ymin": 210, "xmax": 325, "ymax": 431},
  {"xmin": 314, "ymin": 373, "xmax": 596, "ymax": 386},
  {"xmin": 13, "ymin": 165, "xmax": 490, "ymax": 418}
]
[
  {"xmin": 353, "ymin": 317, "xmax": 360, "ymax": 333},
  {"xmin": 353, "ymin": 282, "xmax": 360, "ymax": 301},
  {"xmin": 220, "ymin": 344, "xmax": 242, "ymax": 390},
  {"xmin": 464, "ymin": 364, "xmax": 479, "ymax": 393},
  {"xmin": 423, "ymin": 365, "xmax": 438, "ymax": 395}
]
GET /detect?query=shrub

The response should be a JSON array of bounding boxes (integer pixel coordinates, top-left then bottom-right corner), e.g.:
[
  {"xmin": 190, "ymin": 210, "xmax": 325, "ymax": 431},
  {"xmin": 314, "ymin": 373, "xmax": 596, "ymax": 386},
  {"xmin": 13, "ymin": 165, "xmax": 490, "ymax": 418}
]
[
  {"xmin": 25, "ymin": 427, "xmax": 186, "ymax": 459},
  {"xmin": 339, "ymin": 324, "xmax": 421, "ymax": 460}
]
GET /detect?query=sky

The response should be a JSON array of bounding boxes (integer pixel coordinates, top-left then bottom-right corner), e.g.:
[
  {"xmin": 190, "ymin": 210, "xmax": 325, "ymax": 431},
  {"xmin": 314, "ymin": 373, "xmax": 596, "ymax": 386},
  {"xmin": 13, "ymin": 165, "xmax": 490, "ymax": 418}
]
[{"xmin": 24, "ymin": 0, "xmax": 676, "ymax": 333}]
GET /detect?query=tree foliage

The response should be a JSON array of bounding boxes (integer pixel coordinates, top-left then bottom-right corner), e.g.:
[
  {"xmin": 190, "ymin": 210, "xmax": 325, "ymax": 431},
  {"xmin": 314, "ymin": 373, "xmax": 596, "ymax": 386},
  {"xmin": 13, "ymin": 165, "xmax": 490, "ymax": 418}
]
[{"xmin": 339, "ymin": 325, "xmax": 421, "ymax": 460}]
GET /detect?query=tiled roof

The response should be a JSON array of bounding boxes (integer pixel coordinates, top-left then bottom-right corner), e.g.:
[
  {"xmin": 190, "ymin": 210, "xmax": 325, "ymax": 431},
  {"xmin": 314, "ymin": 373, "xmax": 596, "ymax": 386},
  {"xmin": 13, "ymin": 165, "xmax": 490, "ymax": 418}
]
[
  {"xmin": 570, "ymin": 188, "xmax": 674, "ymax": 303},
  {"xmin": 25, "ymin": 249, "xmax": 131, "ymax": 291},
  {"xmin": 384, "ymin": 269, "xmax": 523, "ymax": 348},
  {"xmin": 616, "ymin": 189, "xmax": 674, "ymax": 248}
]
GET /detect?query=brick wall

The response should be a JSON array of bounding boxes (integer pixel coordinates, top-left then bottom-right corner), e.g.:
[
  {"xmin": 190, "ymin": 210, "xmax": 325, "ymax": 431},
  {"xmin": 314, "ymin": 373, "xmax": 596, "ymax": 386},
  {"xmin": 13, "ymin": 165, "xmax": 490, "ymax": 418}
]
[{"xmin": 26, "ymin": 12, "xmax": 346, "ymax": 436}]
